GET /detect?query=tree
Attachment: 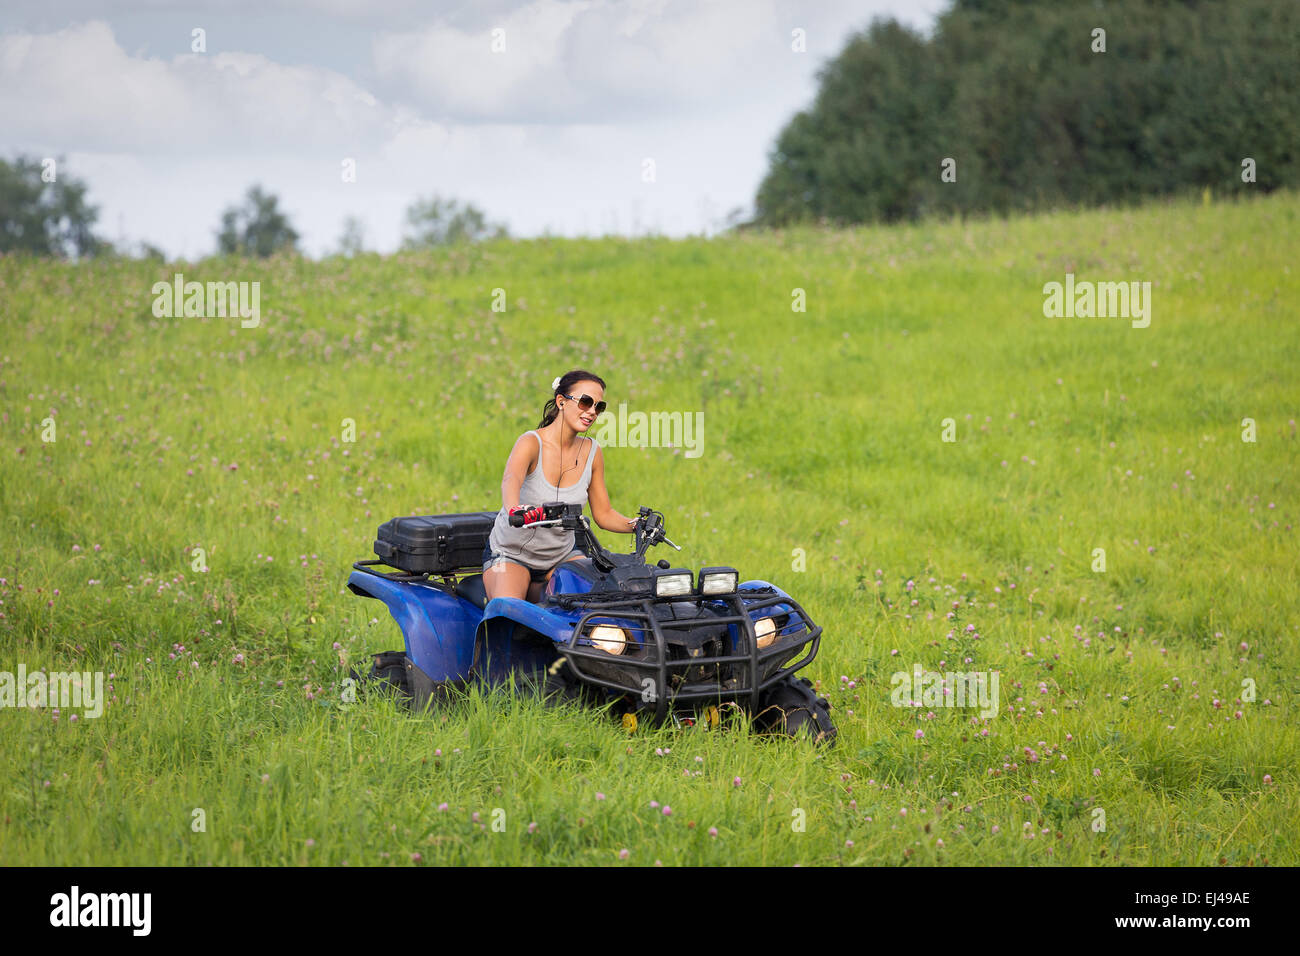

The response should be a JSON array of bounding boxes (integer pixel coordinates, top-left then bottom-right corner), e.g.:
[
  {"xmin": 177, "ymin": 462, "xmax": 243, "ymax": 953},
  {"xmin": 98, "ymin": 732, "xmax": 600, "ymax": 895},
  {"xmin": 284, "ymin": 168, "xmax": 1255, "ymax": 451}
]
[
  {"xmin": 215, "ymin": 185, "xmax": 300, "ymax": 257},
  {"xmin": 0, "ymin": 155, "xmax": 107, "ymax": 258},
  {"xmin": 753, "ymin": 0, "xmax": 1300, "ymax": 227},
  {"xmin": 335, "ymin": 215, "xmax": 366, "ymax": 257},
  {"xmin": 401, "ymin": 196, "xmax": 508, "ymax": 249},
  {"xmin": 136, "ymin": 241, "xmax": 168, "ymax": 262},
  {"xmin": 756, "ymin": 19, "xmax": 948, "ymax": 226}
]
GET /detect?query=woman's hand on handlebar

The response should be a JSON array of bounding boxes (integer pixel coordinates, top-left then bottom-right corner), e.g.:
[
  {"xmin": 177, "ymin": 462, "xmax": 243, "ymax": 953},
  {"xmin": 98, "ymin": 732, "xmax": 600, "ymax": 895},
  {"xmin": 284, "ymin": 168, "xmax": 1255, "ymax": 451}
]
[{"xmin": 508, "ymin": 504, "xmax": 547, "ymax": 526}]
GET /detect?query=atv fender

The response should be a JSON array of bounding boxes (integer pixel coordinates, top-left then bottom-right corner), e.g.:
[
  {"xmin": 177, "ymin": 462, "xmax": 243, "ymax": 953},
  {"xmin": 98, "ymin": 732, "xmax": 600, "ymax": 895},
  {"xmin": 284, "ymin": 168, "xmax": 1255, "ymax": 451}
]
[
  {"xmin": 473, "ymin": 597, "xmax": 581, "ymax": 683},
  {"xmin": 347, "ymin": 569, "xmax": 478, "ymax": 682},
  {"xmin": 740, "ymin": 579, "xmax": 790, "ymax": 598},
  {"xmin": 738, "ymin": 579, "xmax": 805, "ymax": 627}
]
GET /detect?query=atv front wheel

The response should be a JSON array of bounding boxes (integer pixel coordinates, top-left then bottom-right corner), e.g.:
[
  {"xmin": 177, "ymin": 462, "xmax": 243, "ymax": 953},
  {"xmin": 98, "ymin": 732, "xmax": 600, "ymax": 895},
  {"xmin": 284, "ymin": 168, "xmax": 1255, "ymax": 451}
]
[{"xmin": 753, "ymin": 677, "xmax": 836, "ymax": 745}]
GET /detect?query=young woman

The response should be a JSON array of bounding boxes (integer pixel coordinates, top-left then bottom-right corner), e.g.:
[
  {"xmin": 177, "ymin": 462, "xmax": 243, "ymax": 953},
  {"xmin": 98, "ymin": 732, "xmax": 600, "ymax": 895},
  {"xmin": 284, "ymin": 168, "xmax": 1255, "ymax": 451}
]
[{"xmin": 482, "ymin": 369, "xmax": 636, "ymax": 602}]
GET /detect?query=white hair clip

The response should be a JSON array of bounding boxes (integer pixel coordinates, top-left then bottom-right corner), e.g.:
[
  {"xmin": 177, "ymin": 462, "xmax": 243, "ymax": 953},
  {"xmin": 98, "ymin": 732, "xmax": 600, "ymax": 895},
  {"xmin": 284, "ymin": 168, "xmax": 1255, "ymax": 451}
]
[{"xmin": 551, "ymin": 376, "xmax": 561, "ymax": 391}]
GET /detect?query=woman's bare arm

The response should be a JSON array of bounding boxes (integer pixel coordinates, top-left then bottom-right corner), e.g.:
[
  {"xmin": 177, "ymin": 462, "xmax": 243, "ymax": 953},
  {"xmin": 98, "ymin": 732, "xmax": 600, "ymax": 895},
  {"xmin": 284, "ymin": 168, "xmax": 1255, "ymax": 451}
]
[
  {"xmin": 586, "ymin": 441, "xmax": 636, "ymax": 533},
  {"xmin": 499, "ymin": 433, "xmax": 539, "ymax": 510}
]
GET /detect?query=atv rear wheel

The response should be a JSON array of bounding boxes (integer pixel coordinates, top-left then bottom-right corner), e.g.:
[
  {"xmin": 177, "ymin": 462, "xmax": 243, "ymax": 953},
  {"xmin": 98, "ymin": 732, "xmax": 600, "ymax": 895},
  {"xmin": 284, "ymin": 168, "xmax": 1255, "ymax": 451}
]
[
  {"xmin": 753, "ymin": 676, "xmax": 836, "ymax": 745},
  {"xmin": 353, "ymin": 650, "xmax": 412, "ymax": 701}
]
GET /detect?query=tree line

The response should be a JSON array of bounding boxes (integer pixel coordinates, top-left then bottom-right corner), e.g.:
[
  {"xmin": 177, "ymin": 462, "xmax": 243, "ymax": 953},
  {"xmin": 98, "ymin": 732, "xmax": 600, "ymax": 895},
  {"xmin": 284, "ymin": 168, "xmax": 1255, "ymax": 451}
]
[
  {"xmin": 0, "ymin": 158, "xmax": 508, "ymax": 260},
  {"xmin": 754, "ymin": 0, "xmax": 1299, "ymax": 226}
]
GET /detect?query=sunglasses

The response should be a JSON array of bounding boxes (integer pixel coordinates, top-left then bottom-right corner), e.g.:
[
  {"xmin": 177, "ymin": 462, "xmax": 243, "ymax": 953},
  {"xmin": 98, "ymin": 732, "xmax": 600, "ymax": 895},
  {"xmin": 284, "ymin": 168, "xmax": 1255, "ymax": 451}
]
[{"xmin": 561, "ymin": 392, "xmax": 607, "ymax": 415}]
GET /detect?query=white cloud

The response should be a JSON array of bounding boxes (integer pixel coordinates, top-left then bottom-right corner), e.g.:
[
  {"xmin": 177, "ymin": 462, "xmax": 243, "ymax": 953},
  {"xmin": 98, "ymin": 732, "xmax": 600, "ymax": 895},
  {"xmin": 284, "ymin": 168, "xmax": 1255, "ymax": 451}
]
[
  {"xmin": 1, "ymin": 20, "xmax": 395, "ymax": 153},
  {"xmin": 370, "ymin": 0, "xmax": 867, "ymax": 123},
  {"xmin": 372, "ymin": 0, "xmax": 592, "ymax": 122}
]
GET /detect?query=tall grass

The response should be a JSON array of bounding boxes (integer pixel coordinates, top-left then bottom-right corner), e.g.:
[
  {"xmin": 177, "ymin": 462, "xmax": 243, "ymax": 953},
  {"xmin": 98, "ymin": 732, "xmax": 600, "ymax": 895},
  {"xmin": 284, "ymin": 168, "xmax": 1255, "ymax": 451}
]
[{"xmin": 0, "ymin": 191, "xmax": 1295, "ymax": 864}]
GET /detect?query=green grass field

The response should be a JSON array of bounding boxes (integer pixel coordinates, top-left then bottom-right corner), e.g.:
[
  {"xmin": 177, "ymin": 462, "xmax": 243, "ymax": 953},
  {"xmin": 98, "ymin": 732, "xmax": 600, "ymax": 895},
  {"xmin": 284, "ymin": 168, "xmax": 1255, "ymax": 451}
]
[{"xmin": 1, "ymin": 191, "xmax": 1296, "ymax": 865}]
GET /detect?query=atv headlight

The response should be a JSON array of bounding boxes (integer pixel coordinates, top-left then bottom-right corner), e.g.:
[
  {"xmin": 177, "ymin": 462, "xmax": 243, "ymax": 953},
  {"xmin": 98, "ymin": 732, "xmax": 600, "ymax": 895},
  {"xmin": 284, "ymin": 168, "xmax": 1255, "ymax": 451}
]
[
  {"xmin": 588, "ymin": 624, "xmax": 629, "ymax": 656},
  {"xmin": 754, "ymin": 616, "xmax": 778, "ymax": 649},
  {"xmin": 653, "ymin": 569, "xmax": 693, "ymax": 597},
  {"xmin": 698, "ymin": 567, "xmax": 738, "ymax": 595}
]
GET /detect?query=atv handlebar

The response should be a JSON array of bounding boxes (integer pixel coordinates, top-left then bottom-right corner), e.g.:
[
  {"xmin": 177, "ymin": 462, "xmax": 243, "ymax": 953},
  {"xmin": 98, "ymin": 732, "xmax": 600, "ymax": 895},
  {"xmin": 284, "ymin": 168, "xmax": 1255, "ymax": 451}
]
[
  {"xmin": 507, "ymin": 502, "xmax": 585, "ymax": 527},
  {"xmin": 506, "ymin": 504, "xmax": 679, "ymax": 564},
  {"xmin": 635, "ymin": 506, "xmax": 680, "ymax": 554}
]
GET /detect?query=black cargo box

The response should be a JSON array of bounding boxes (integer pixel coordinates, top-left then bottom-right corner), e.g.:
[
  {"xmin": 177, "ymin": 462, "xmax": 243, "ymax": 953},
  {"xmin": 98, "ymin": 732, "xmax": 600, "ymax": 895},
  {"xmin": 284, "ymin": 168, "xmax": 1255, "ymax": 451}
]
[{"xmin": 374, "ymin": 511, "xmax": 497, "ymax": 574}]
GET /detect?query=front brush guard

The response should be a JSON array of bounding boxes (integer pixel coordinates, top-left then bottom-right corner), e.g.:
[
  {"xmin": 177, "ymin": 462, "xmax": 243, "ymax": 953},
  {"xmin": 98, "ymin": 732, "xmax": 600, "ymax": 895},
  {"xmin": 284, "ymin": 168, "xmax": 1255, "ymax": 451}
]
[{"xmin": 556, "ymin": 588, "xmax": 822, "ymax": 722}]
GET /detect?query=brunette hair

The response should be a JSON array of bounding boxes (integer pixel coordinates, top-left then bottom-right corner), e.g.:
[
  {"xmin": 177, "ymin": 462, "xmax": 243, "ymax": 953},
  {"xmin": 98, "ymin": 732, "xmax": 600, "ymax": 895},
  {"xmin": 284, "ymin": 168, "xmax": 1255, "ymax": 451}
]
[{"xmin": 539, "ymin": 369, "xmax": 607, "ymax": 428}]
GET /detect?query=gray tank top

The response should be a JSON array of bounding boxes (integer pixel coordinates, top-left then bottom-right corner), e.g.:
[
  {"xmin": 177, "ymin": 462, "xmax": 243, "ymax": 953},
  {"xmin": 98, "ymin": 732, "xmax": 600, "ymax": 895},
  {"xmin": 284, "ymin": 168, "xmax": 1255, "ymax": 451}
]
[{"xmin": 487, "ymin": 430, "xmax": 596, "ymax": 568}]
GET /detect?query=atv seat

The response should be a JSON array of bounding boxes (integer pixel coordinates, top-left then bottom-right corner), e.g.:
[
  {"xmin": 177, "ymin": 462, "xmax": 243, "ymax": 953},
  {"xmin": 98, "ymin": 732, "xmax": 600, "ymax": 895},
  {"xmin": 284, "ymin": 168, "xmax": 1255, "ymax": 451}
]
[{"xmin": 454, "ymin": 573, "xmax": 488, "ymax": 609}]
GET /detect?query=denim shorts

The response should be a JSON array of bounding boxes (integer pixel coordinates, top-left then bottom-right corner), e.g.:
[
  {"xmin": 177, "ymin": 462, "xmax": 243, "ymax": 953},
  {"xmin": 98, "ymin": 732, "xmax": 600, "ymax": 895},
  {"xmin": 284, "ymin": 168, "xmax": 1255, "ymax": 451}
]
[{"xmin": 481, "ymin": 542, "xmax": 583, "ymax": 583}]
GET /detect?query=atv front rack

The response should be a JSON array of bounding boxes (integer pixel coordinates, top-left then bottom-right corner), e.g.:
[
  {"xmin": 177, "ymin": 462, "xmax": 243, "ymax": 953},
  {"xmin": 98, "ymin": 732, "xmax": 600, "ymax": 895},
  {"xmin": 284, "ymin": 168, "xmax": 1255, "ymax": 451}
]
[{"xmin": 557, "ymin": 587, "xmax": 822, "ymax": 722}]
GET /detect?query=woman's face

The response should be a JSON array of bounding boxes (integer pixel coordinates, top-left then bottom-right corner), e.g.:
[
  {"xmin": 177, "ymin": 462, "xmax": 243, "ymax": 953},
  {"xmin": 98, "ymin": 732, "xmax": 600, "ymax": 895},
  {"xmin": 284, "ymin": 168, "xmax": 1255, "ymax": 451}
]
[{"xmin": 557, "ymin": 380, "xmax": 605, "ymax": 432}]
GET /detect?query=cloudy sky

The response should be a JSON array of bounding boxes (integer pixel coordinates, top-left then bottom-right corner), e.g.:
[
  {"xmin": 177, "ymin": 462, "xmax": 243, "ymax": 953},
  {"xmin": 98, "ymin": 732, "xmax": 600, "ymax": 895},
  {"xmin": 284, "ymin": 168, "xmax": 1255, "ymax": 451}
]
[{"xmin": 1, "ymin": 0, "xmax": 946, "ymax": 258}]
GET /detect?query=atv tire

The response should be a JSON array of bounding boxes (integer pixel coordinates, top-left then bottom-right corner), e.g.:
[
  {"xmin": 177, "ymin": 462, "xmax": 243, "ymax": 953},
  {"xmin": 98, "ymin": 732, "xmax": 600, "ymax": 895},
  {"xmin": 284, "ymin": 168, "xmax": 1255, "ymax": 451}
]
[
  {"xmin": 516, "ymin": 658, "xmax": 588, "ymax": 709},
  {"xmin": 753, "ymin": 676, "xmax": 836, "ymax": 745},
  {"xmin": 353, "ymin": 650, "xmax": 412, "ymax": 701}
]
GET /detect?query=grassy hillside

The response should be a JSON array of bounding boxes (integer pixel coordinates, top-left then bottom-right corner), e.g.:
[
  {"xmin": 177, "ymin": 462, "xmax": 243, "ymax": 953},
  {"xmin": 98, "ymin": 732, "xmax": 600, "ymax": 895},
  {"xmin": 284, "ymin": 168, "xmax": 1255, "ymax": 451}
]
[{"xmin": 1, "ymin": 191, "xmax": 1296, "ymax": 865}]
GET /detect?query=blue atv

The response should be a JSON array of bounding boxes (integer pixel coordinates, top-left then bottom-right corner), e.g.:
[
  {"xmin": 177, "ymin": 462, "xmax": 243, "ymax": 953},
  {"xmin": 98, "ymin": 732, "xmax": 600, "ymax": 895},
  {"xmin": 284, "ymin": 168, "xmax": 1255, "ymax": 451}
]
[{"xmin": 347, "ymin": 503, "xmax": 835, "ymax": 743}]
